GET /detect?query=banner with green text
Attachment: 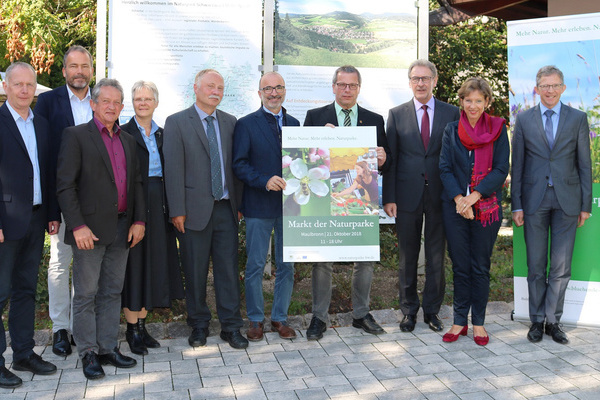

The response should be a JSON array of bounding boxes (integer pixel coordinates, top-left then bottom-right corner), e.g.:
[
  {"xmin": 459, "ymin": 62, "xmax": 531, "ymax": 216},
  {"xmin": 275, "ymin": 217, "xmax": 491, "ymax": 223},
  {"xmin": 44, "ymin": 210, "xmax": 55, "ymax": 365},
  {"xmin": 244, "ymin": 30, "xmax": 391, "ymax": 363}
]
[{"xmin": 282, "ymin": 126, "xmax": 379, "ymax": 262}]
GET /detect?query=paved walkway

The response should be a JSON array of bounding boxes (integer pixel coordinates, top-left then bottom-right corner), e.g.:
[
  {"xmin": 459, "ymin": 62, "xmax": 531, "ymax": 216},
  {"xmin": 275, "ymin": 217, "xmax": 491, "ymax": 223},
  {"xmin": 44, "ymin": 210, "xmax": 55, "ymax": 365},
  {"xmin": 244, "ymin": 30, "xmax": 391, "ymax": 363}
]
[{"xmin": 2, "ymin": 304, "xmax": 600, "ymax": 399}]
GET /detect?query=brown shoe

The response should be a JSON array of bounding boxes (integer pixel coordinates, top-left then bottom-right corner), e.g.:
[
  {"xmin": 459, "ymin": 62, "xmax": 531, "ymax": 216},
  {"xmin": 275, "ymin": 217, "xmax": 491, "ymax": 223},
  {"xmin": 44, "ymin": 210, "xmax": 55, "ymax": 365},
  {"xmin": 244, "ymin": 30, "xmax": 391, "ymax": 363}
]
[
  {"xmin": 247, "ymin": 321, "xmax": 264, "ymax": 341},
  {"xmin": 271, "ymin": 321, "xmax": 297, "ymax": 339}
]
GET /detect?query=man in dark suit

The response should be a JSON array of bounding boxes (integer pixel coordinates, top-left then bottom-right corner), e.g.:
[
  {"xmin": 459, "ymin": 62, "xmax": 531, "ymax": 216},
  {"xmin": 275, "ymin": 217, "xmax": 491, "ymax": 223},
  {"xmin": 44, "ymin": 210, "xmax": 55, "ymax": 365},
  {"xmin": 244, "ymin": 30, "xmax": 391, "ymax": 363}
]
[
  {"xmin": 0, "ymin": 62, "xmax": 60, "ymax": 388},
  {"xmin": 57, "ymin": 79, "xmax": 145, "ymax": 379},
  {"xmin": 511, "ymin": 65, "xmax": 592, "ymax": 344},
  {"xmin": 34, "ymin": 45, "xmax": 94, "ymax": 357},
  {"xmin": 383, "ymin": 59, "xmax": 460, "ymax": 333},
  {"xmin": 233, "ymin": 72, "xmax": 299, "ymax": 341},
  {"xmin": 303, "ymin": 65, "xmax": 390, "ymax": 340},
  {"xmin": 163, "ymin": 69, "xmax": 248, "ymax": 350}
]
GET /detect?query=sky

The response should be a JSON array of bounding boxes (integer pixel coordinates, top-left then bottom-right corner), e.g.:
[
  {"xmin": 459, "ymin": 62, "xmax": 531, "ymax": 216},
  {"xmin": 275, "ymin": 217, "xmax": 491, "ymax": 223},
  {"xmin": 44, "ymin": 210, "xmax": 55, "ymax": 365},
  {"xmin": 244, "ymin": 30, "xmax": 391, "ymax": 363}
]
[{"xmin": 278, "ymin": 0, "xmax": 417, "ymax": 16}]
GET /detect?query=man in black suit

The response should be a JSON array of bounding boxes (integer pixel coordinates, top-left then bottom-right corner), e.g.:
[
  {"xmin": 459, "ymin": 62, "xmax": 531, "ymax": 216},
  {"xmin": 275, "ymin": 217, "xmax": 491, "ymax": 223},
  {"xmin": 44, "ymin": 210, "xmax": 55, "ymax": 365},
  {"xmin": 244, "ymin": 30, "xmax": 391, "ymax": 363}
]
[
  {"xmin": 383, "ymin": 59, "xmax": 459, "ymax": 333},
  {"xmin": 0, "ymin": 62, "xmax": 60, "ymax": 388},
  {"xmin": 34, "ymin": 45, "xmax": 94, "ymax": 357},
  {"xmin": 304, "ymin": 65, "xmax": 390, "ymax": 340},
  {"xmin": 57, "ymin": 79, "xmax": 145, "ymax": 379}
]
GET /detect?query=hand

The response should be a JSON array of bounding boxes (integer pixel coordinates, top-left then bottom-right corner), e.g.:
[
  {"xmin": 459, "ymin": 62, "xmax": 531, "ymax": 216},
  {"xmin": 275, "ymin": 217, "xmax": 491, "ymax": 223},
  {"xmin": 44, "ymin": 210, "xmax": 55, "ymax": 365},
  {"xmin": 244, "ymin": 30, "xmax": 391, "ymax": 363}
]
[
  {"xmin": 512, "ymin": 210, "xmax": 524, "ymax": 227},
  {"xmin": 383, "ymin": 203, "xmax": 397, "ymax": 218},
  {"xmin": 73, "ymin": 226, "xmax": 99, "ymax": 250},
  {"xmin": 128, "ymin": 224, "xmax": 145, "ymax": 248},
  {"xmin": 324, "ymin": 123, "xmax": 336, "ymax": 128},
  {"xmin": 578, "ymin": 211, "xmax": 591, "ymax": 227},
  {"xmin": 172, "ymin": 215, "xmax": 186, "ymax": 233},
  {"xmin": 48, "ymin": 221, "xmax": 60, "ymax": 235},
  {"xmin": 0, "ymin": 229, "xmax": 4, "ymax": 243},
  {"xmin": 266, "ymin": 176, "xmax": 286, "ymax": 191},
  {"xmin": 376, "ymin": 146, "xmax": 386, "ymax": 167},
  {"xmin": 454, "ymin": 193, "xmax": 479, "ymax": 220}
]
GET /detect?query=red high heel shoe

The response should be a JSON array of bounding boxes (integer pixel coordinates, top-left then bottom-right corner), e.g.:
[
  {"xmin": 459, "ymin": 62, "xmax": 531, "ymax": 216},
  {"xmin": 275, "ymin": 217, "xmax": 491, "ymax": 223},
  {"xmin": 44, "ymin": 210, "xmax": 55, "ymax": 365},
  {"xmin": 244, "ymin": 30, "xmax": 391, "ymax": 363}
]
[
  {"xmin": 474, "ymin": 328, "xmax": 489, "ymax": 346},
  {"xmin": 442, "ymin": 325, "xmax": 468, "ymax": 342}
]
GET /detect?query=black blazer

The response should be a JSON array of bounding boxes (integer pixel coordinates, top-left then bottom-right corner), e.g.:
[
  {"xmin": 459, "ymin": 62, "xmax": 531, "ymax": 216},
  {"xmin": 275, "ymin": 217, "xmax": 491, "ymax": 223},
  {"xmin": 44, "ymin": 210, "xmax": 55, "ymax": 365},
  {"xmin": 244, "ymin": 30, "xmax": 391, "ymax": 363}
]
[
  {"xmin": 0, "ymin": 104, "xmax": 59, "ymax": 240},
  {"xmin": 56, "ymin": 120, "xmax": 145, "ymax": 246}
]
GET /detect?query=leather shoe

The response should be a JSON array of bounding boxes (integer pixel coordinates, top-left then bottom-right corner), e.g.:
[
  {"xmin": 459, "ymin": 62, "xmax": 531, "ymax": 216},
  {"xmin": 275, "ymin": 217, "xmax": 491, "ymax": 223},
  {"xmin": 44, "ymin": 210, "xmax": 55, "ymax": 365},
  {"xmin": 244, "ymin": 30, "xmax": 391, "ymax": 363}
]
[
  {"xmin": 527, "ymin": 322, "xmax": 544, "ymax": 343},
  {"xmin": 400, "ymin": 314, "xmax": 416, "ymax": 332},
  {"xmin": 271, "ymin": 321, "xmax": 297, "ymax": 339},
  {"xmin": 220, "ymin": 330, "xmax": 249, "ymax": 349},
  {"xmin": 52, "ymin": 329, "xmax": 72, "ymax": 356},
  {"xmin": 247, "ymin": 321, "xmax": 264, "ymax": 341},
  {"xmin": 352, "ymin": 313, "xmax": 385, "ymax": 335},
  {"xmin": 12, "ymin": 353, "xmax": 57, "ymax": 375},
  {"xmin": 98, "ymin": 348, "xmax": 137, "ymax": 368},
  {"xmin": 424, "ymin": 314, "xmax": 444, "ymax": 332},
  {"xmin": 81, "ymin": 352, "xmax": 105, "ymax": 380},
  {"xmin": 188, "ymin": 327, "xmax": 209, "ymax": 347},
  {"xmin": 442, "ymin": 325, "xmax": 468, "ymax": 342},
  {"xmin": 126, "ymin": 322, "xmax": 148, "ymax": 355},
  {"xmin": 0, "ymin": 366, "xmax": 22, "ymax": 389},
  {"xmin": 138, "ymin": 319, "xmax": 160, "ymax": 348},
  {"xmin": 306, "ymin": 316, "xmax": 327, "ymax": 341},
  {"xmin": 545, "ymin": 322, "xmax": 569, "ymax": 344}
]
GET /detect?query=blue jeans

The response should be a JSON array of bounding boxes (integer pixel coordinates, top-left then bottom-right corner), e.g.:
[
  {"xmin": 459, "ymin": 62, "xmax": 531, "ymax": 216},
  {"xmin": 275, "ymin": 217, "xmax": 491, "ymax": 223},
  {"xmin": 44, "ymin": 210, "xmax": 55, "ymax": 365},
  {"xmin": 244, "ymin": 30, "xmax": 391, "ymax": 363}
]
[{"xmin": 245, "ymin": 217, "xmax": 294, "ymax": 322}]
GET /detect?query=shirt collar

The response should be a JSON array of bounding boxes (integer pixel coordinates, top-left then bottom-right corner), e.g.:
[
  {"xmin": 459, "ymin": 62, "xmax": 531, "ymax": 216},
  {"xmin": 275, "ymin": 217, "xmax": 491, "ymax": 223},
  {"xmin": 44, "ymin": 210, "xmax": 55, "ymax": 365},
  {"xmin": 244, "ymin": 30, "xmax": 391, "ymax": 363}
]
[
  {"xmin": 194, "ymin": 104, "xmax": 217, "ymax": 121},
  {"xmin": 262, "ymin": 106, "xmax": 283, "ymax": 119},
  {"xmin": 94, "ymin": 116, "xmax": 121, "ymax": 137},
  {"xmin": 540, "ymin": 101, "xmax": 561, "ymax": 116},
  {"xmin": 66, "ymin": 85, "xmax": 91, "ymax": 101},
  {"xmin": 133, "ymin": 116, "xmax": 159, "ymax": 136},
  {"xmin": 6, "ymin": 101, "xmax": 33, "ymax": 123},
  {"xmin": 413, "ymin": 96, "xmax": 435, "ymax": 112},
  {"xmin": 334, "ymin": 101, "xmax": 358, "ymax": 115}
]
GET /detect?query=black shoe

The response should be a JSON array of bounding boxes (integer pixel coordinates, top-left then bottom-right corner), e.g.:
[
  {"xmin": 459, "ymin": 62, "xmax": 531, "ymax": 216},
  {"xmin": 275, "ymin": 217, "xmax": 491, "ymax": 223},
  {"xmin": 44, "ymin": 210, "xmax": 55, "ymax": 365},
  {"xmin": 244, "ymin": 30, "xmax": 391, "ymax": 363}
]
[
  {"xmin": 0, "ymin": 366, "xmax": 22, "ymax": 389},
  {"xmin": 188, "ymin": 327, "xmax": 209, "ymax": 347},
  {"xmin": 306, "ymin": 316, "xmax": 327, "ymax": 341},
  {"xmin": 52, "ymin": 329, "xmax": 72, "ymax": 356},
  {"xmin": 352, "ymin": 313, "xmax": 385, "ymax": 335},
  {"xmin": 138, "ymin": 318, "xmax": 160, "ymax": 348},
  {"xmin": 81, "ymin": 352, "xmax": 105, "ymax": 380},
  {"xmin": 98, "ymin": 348, "xmax": 137, "ymax": 368},
  {"xmin": 424, "ymin": 313, "xmax": 444, "ymax": 332},
  {"xmin": 12, "ymin": 353, "xmax": 57, "ymax": 375},
  {"xmin": 527, "ymin": 322, "xmax": 544, "ymax": 343},
  {"xmin": 545, "ymin": 322, "xmax": 569, "ymax": 344},
  {"xmin": 220, "ymin": 330, "xmax": 249, "ymax": 349},
  {"xmin": 126, "ymin": 322, "xmax": 148, "ymax": 355},
  {"xmin": 400, "ymin": 314, "xmax": 416, "ymax": 332}
]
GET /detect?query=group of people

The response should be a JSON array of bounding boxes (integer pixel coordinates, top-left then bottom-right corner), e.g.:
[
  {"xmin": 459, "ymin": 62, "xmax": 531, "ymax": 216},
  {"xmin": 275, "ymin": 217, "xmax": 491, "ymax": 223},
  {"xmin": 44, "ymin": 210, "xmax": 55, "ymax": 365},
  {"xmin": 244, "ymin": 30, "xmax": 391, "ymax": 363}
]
[{"xmin": 0, "ymin": 44, "xmax": 590, "ymax": 389}]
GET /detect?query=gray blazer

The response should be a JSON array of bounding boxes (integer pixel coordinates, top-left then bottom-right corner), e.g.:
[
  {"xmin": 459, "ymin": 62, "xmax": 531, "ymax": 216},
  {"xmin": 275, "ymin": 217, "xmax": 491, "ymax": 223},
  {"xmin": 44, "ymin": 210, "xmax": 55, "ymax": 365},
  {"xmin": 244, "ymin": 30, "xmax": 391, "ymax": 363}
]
[
  {"xmin": 162, "ymin": 105, "xmax": 240, "ymax": 231},
  {"xmin": 511, "ymin": 103, "xmax": 592, "ymax": 216}
]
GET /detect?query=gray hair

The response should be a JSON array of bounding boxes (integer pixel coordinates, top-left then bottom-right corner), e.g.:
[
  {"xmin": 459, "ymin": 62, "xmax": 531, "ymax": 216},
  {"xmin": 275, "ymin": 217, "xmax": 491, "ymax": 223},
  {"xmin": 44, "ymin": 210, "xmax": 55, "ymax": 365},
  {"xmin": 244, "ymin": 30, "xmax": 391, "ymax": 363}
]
[
  {"xmin": 5, "ymin": 62, "xmax": 37, "ymax": 83},
  {"xmin": 408, "ymin": 59, "xmax": 438, "ymax": 78},
  {"xmin": 536, "ymin": 65, "xmax": 564, "ymax": 86},
  {"xmin": 332, "ymin": 65, "xmax": 362, "ymax": 85},
  {"xmin": 63, "ymin": 45, "xmax": 93, "ymax": 68},
  {"xmin": 131, "ymin": 80, "xmax": 159, "ymax": 103},
  {"xmin": 194, "ymin": 69, "xmax": 223, "ymax": 85},
  {"xmin": 91, "ymin": 78, "xmax": 124, "ymax": 103}
]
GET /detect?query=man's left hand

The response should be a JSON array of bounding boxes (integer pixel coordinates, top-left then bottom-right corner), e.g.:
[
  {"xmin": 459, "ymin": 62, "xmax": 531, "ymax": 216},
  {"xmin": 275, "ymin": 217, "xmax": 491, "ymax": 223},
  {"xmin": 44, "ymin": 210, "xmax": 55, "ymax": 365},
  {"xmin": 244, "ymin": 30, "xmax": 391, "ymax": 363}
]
[
  {"xmin": 578, "ymin": 211, "xmax": 591, "ymax": 227},
  {"xmin": 266, "ymin": 176, "xmax": 286, "ymax": 191},
  {"xmin": 128, "ymin": 224, "xmax": 145, "ymax": 248},
  {"xmin": 48, "ymin": 221, "xmax": 60, "ymax": 235},
  {"xmin": 376, "ymin": 146, "xmax": 386, "ymax": 167}
]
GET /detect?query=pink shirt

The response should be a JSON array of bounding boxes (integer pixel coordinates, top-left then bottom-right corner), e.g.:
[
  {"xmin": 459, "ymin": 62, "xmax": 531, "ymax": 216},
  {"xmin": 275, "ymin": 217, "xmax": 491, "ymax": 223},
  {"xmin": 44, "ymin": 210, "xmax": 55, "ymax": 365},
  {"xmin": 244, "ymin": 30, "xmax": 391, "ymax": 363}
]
[{"xmin": 94, "ymin": 118, "xmax": 127, "ymax": 212}]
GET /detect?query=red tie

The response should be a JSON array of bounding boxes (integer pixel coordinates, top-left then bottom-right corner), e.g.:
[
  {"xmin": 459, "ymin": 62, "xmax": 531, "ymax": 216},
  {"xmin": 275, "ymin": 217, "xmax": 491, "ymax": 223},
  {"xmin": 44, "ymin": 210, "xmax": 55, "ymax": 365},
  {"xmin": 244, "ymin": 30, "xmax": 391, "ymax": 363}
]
[{"xmin": 421, "ymin": 105, "xmax": 430, "ymax": 150}]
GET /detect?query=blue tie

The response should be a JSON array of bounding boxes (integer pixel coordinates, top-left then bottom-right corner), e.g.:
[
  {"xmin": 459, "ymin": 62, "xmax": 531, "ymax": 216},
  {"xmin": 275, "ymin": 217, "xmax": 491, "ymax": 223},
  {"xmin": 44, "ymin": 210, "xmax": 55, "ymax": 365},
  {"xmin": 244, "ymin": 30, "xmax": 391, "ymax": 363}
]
[
  {"xmin": 205, "ymin": 116, "xmax": 223, "ymax": 200},
  {"xmin": 544, "ymin": 110, "xmax": 554, "ymax": 149}
]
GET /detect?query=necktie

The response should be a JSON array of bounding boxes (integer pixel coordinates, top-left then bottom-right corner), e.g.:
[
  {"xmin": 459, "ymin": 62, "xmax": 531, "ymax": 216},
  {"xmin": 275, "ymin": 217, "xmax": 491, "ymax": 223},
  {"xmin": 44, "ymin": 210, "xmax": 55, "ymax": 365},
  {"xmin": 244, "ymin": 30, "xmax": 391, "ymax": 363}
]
[
  {"xmin": 342, "ymin": 109, "xmax": 352, "ymax": 126},
  {"xmin": 421, "ymin": 105, "xmax": 430, "ymax": 150},
  {"xmin": 205, "ymin": 116, "xmax": 223, "ymax": 200},
  {"xmin": 544, "ymin": 109, "xmax": 554, "ymax": 149}
]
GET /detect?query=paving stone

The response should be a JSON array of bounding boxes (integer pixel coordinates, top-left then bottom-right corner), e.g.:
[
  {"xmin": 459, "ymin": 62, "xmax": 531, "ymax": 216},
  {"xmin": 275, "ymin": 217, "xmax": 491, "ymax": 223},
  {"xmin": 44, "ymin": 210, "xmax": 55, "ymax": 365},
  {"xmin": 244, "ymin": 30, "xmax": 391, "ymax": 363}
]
[
  {"xmin": 294, "ymin": 387, "xmax": 330, "ymax": 399},
  {"xmin": 240, "ymin": 361, "xmax": 282, "ymax": 374},
  {"xmin": 84, "ymin": 384, "xmax": 115, "ymax": 398},
  {"xmin": 114, "ymin": 382, "xmax": 144, "ymax": 400},
  {"xmin": 458, "ymin": 393, "xmax": 494, "ymax": 400},
  {"xmin": 407, "ymin": 375, "xmax": 447, "ymax": 394},
  {"xmin": 234, "ymin": 388, "xmax": 268, "ymax": 400},
  {"xmin": 309, "ymin": 365, "xmax": 343, "ymax": 377},
  {"xmin": 229, "ymin": 373, "xmax": 261, "ymax": 391},
  {"xmin": 198, "ymin": 365, "xmax": 241, "ymax": 377},
  {"xmin": 513, "ymin": 383, "xmax": 552, "ymax": 397},
  {"xmin": 303, "ymin": 374, "xmax": 350, "ymax": 388},
  {"xmin": 444, "ymin": 378, "xmax": 497, "ymax": 395},
  {"xmin": 257, "ymin": 370, "xmax": 288, "ymax": 383},
  {"xmin": 172, "ymin": 372, "xmax": 201, "ymax": 390},
  {"xmin": 534, "ymin": 374, "xmax": 577, "ymax": 392},
  {"xmin": 486, "ymin": 373, "xmax": 535, "ymax": 390},
  {"xmin": 143, "ymin": 361, "xmax": 171, "ymax": 372},
  {"xmin": 170, "ymin": 359, "xmax": 199, "ymax": 375},
  {"xmin": 412, "ymin": 360, "xmax": 456, "ymax": 375},
  {"xmin": 200, "ymin": 375, "xmax": 233, "ymax": 388},
  {"xmin": 347, "ymin": 375, "xmax": 386, "ymax": 394},
  {"xmin": 337, "ymin": 362, "xmax": 371, "ymax": 378},
  {"xmin": 261, "ymin": 378, "xmax": 307, "ymax": 393},
  {"xmin": 189, "ymin": 385, "xmax": 236, "ymax": 399},
  {"xmin": 282, "ymin": 362, "xmax": 314, "ymax": 379},
  {"xmin": 484, "ymin": 387, "xmax": 528, "ymax": 400}
]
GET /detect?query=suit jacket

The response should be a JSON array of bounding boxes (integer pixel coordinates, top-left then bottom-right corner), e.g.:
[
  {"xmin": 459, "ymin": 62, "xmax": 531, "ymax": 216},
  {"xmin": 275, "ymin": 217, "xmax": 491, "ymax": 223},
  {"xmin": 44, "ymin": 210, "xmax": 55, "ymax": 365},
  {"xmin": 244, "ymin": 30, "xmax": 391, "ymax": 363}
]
[
  {"xmin": 233, "ymin": 107, "xmax": 300, "ymax": 218},
  {"xmin": 163, "ymin": 105, "xmax": 241, "ymax": 231},
  {"xmin": 304, "ymin": 102, "xmax": 391, "ymax": 172},
  {"xmin": 56, "ymin": 120, "xmax": 145, "ymax": 246},
  {"xmin": 0, "ymin": 104, "xmax": 59, "ymax": 240},
  {"xmin": 382, "ymin": 99, "xmax": 460, "ymax": 212},
  {"xmin": 511, "ymin": 103, "xmax": 592, "ymax": 216}
]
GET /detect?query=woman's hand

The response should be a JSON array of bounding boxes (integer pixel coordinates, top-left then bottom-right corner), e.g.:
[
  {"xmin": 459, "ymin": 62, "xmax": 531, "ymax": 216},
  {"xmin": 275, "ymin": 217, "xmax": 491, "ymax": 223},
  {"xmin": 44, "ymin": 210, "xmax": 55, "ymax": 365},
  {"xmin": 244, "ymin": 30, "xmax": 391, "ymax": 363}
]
[{"xmin": 454, "ymin": 191, "xmax": 481, "ymax": 220}]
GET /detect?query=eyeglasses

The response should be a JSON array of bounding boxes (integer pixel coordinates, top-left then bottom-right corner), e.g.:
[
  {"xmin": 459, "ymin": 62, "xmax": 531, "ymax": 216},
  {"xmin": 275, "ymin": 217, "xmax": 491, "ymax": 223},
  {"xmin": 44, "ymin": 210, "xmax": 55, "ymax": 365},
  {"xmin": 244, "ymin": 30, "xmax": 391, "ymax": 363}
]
[
  {"xmin": 537, "ymin": 84, "xmax": 563, "ymax": 91},
  {"xmin": 133, "ymin": 97, "xmax": 155, "ymax": 103},
  {"xmin": 261, "ymin": 85, "xmax": 285, "ymax": 93},
  {"xmin": 409, "ymin": 76, "xmax": 433, "ymax": 84},
  {"xmin": 335, "ymin": 83, "xmax": 360, "ymax": 90}
]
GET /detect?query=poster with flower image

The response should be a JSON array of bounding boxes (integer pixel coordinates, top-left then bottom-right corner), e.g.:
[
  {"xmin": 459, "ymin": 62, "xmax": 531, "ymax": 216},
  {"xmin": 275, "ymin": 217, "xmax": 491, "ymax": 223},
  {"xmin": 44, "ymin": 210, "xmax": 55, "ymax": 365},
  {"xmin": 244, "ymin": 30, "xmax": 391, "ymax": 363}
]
[{"xmin": 282, "ymin": 126, "xmax": 380, "ymax": 262}]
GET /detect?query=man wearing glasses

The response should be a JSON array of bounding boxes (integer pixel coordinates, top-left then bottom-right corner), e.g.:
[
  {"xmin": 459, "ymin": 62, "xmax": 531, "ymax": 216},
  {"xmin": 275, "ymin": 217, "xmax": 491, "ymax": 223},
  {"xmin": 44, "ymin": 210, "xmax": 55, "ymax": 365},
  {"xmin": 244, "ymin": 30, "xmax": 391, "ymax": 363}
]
[
  {"xmin": 511, "ymin": 65, "xmax": 591, "ymax": 344},
  {"xmin": 233, "ymin": 72, "xmax": 299, "ymax": 341},
  {"xmin": 303, "ymin": 65, "xmax": 391, "ymax": 340},
  {"xmin": 383, "ymin": 59, "xmax": 459, "ymax": 333}
]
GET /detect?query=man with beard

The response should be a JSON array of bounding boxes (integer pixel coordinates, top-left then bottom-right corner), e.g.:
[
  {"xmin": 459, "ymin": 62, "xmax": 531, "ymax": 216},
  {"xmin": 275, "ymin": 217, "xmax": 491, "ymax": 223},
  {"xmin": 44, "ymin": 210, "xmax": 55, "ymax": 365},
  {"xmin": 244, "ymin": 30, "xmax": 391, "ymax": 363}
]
[
  {"xmin": 233, "ymin": 72, "xmax": 299, "ymax": 341},
  {"xmin": 34, "ymin": 45, "xmax": 94, "ymax": 356}
]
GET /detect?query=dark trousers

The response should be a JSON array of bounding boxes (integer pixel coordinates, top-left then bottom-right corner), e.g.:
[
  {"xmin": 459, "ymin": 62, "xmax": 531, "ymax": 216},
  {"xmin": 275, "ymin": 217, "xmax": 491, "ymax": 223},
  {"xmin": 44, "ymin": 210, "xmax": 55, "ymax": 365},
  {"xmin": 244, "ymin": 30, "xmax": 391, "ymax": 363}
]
[
  {"xmin": 177, "ymin": 200, "xmax": 242, "ymax": 332},
  {"xmin": 396, "ymin": 185, "xmax": 446, "ymax": 315},
  {"xmin": 443, "ymin": 201, "xmax": 500, "ymax": 326},
  {"xmin": 0, "ymin": 208, "xmax": 45, "ymax": 366}
]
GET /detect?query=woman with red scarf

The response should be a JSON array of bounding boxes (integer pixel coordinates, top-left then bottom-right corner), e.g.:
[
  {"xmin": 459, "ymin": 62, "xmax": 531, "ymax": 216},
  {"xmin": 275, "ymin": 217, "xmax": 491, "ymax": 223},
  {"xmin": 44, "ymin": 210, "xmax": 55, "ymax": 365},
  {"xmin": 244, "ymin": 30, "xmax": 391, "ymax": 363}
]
[{"xmin": 439, "ymin": 77, "xmax": 509, "ymax": 346}]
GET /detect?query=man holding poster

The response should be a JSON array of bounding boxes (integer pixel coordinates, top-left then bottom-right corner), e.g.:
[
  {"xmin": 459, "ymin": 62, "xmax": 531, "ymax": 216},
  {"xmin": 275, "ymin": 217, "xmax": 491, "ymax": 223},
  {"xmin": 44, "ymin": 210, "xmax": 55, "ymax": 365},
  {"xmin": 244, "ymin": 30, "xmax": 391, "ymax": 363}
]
[{"xmin": 303, "ymin": 65, "xmax": 390, "ymax": 340}]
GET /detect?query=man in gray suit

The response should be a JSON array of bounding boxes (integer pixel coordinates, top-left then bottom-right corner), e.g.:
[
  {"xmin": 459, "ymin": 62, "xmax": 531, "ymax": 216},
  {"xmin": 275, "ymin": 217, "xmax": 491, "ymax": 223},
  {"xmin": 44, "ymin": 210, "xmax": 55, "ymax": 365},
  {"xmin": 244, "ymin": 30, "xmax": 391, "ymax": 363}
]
[
  {"xmin": 512, "ymin": 65, "xmax": 592, "ymax": 344},
  {"xmin": 383, "ymin": 60, "xmax": 459, "ymax": 333},
  {"xmin": 163, "ymin": 69, "xmax": 248, "ymax": 350}
]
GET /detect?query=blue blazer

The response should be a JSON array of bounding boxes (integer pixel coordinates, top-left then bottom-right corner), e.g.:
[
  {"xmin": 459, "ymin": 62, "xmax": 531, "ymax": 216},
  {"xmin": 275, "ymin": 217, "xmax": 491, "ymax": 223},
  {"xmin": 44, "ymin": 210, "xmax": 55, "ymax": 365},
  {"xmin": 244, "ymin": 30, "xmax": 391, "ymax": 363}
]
[{"xmin": 233, "ymin": 107, "xmax": 300, "ymax": 218}]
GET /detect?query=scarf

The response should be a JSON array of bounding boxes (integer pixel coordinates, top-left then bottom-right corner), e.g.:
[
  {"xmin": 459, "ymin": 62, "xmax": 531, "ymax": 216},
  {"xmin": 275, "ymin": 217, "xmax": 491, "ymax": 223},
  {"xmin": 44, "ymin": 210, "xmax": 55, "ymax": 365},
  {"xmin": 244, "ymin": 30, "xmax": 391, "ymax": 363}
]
[{"xmin": 458, "ymin": 110, "xmax": 505, "ymax": 226}]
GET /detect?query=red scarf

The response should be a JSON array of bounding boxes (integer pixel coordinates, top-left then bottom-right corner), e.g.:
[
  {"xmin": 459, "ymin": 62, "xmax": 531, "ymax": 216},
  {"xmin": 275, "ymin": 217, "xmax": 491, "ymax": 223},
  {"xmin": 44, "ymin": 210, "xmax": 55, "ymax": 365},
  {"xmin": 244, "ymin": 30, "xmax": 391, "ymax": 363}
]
[{"xmin": 458, "ymin": 111, "xmax": 505, "ymax": 226}]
